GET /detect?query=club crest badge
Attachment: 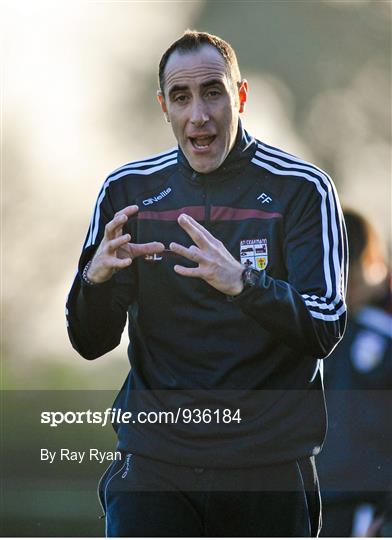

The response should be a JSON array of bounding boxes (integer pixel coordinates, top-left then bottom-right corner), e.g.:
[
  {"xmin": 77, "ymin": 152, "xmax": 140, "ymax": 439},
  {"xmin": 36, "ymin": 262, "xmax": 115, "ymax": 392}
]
[{"xmin": 240, "ymin": 239, "xmax": 268, "ymax": 270}]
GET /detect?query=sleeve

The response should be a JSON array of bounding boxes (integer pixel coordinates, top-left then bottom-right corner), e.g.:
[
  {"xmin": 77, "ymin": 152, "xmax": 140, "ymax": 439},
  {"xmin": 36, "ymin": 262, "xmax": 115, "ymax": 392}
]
[
  {"xmin": 65, "ymin": 178, "xmax": 137, "ymax": 360},
  {"xmin": 232, "ymin": 176, "xmax": 348, "ymax": 359}
]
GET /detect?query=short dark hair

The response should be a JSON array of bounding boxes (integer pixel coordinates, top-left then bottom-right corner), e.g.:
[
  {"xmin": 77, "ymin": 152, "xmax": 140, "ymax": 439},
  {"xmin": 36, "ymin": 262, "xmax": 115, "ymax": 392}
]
[
  {"xmin": 343, "ymin": 209, "xmax": 369, "ymax": 267},
  {"xmin": 158, "ymin": 30, "xmax": 241, "ymax": 94}
]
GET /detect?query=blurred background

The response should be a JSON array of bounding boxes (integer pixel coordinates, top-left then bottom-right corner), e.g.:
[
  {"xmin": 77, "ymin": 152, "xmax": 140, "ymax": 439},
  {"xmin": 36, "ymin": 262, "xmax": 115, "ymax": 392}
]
[{"xmin": 1, "ymin": 0, "xmax": 391, "ymax": 536}]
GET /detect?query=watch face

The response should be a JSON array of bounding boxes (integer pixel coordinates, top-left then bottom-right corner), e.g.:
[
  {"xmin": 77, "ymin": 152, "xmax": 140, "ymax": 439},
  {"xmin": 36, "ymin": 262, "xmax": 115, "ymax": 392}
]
[{"xmin": 243, "ymin": 268, "xmax": 260, "ymax": 287}]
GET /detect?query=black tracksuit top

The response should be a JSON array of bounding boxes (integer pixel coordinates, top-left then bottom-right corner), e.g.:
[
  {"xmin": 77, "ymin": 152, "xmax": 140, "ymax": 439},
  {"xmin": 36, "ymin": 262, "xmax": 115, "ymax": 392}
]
[{"xmin": 66, "ymin": 123, "xmax": 348, "ymax": 467}]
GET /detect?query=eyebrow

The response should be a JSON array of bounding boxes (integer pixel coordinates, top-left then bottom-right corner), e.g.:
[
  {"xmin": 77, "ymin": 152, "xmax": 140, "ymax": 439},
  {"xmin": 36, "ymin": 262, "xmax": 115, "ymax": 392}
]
[
  {"xmin": 200, "ymin": 79, "xmax": 224, "ymax": 89},
  {"xmin": 168, "ymin": 84, "xmax": 188, "ymax": 97},
  {"xmin": 168, "ymin": 78, "xmax": 225, "ymax": 97}
]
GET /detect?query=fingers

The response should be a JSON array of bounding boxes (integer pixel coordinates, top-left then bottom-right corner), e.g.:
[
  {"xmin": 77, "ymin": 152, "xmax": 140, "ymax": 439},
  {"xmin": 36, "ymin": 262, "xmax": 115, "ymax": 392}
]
[
  {"xmin": 103, "ymin": 233, "xmax": 160, "ymax": 259},
  {"xmin": 129, "ymin": 241, "xmax": 165, "ymax": 259},
  {"xmin": 169, "ymin": 242, "xmax": 202, "ymax": 263},
  {"xmin": 88, "ymin": 246, "xmax": 132, "ymax": 282},
  {"xmin": 173, "ymin": 265, "xmax": 202, "ymax": 278},
  {"xmin": 105, "ymin": 214, "xmax": 128, "ymax": 241},
  {"xmin": 105, "ymin": 205, "xmax": 139, "ymax": 241},
  {"xmin": 178, "ymin": 214, "xmax": 218, "ymax": 245},
  {"xmin": 114, "ymin": 204, "xmax": 139, "ymax": 219},
  {"xmin": 109, "ymin": 256, "xmax": 132, "ymax": 270},
  {"xmin": 177, "ymin": 214, "xmax": 212, "ymax": 249},
  {"xmin": 106, "ymin": 233, "xmax": 131, "ymax": 254}
]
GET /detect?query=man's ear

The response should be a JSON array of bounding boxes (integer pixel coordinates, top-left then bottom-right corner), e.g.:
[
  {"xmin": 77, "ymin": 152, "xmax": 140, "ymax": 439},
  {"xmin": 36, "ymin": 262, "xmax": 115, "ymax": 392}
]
[
  {"xmin": 157, "ymin": 91, "xmax": 170, "ymax": 122},
  {"xmin": 237, "ymin": 79, "xmax": 248, "ymax": 114}
]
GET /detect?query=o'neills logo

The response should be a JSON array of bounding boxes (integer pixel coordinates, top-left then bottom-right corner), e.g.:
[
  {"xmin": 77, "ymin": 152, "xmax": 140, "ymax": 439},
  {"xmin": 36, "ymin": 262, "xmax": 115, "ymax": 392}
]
[{"xmin": 142, "ymin": 187, "xmax": 172, "ymax": 206}]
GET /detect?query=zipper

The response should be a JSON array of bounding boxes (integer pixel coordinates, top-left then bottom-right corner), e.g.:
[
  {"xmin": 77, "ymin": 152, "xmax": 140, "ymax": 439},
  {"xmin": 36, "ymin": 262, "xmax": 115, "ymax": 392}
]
[
  {"xmin": 191, "ymin": 170, "xmax": 211, "ymax": 225},
  {"xmin": 204, "ymin": 180, "xmax": 211, "ymax": 225}
]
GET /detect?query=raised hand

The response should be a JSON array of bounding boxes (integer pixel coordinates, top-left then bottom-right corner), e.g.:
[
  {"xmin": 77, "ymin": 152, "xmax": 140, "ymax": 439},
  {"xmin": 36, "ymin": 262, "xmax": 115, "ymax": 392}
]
[
  {"xmin": 87, "ymin": 205, "xmax": 164, "ymax": 284},
  {"xmin": 169, "ymin": 213, "xmax": 244, "ymax": 296}
]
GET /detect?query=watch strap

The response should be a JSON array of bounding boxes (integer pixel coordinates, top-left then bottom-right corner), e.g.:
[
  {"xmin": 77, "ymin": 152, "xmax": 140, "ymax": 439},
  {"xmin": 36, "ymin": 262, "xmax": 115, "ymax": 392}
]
[{"xmin": 241, "ymin": 266, "xmax": 260, "ymax": 288}]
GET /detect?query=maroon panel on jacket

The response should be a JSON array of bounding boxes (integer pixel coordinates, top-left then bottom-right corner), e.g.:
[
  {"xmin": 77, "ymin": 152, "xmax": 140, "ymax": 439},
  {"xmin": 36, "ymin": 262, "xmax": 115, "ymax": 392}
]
[
  {"xmin": 138, "ymin": 206, "xmax": 205, "ymax": 221},
  {"xmin": 211, "ymin": 206, "xmax": 283, "ymax": 221}
]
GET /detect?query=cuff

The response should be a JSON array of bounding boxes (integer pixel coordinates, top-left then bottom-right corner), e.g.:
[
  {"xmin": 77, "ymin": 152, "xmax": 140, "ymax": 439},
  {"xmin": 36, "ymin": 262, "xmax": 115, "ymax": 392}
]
[{"xmin": 226, "ymin": 270, "xmax": 265, "ymax": 304}]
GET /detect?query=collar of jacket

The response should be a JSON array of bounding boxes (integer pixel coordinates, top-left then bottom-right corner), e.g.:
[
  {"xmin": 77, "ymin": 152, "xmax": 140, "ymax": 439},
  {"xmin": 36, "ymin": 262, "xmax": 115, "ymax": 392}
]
[{"xmin": 177, "ymin": 121, "xmax": 257, "ymax": 185}]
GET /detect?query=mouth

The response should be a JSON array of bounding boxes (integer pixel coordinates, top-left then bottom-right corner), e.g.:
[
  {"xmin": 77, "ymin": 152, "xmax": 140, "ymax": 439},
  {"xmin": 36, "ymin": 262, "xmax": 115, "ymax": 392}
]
[{"xmin": 189, "ymin": 135, "xmax": 216, "ymax": 151}]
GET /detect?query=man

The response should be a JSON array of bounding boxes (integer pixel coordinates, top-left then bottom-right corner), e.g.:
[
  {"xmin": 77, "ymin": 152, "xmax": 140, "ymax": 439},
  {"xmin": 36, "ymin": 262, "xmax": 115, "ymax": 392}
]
[
  {"xmin": 316, "ymin": 209, "xmax": 391, "ymax": 537},
  {"xmin": 66, "ymin": 30, "xmax": 347, "ymax": 537}
]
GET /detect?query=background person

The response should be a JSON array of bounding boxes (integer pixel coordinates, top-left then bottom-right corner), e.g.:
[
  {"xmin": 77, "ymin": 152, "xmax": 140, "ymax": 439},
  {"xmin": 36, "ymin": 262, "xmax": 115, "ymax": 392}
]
[{"xmin": 317, "ymin": 209, "xmax": 391, "ymax": 537}]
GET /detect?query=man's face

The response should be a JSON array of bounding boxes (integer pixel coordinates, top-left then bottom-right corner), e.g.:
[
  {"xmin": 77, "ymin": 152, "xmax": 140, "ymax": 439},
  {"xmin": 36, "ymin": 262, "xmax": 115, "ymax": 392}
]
[{"xmin": 158, "ymin": 45, "xmax": 248, "ymax": 174}]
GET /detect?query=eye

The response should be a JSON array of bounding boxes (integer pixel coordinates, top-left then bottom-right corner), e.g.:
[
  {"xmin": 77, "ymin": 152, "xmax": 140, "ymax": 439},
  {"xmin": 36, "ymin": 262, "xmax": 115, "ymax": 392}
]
[
  {"xmin": 206, "ymin": 89, "xmax": 221, "ymax": 99},
  {"xmin": 174, "ymin": 94, "xmax": 189, "ymax": 103}
]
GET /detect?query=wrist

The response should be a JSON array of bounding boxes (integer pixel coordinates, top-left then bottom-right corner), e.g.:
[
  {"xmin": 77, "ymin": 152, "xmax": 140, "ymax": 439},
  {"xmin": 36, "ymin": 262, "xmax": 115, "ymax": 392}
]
[
  {"xmin": 222, "ymin": 261, "xmax": 244, "ymax": 297},
  {"xmin": 227, "ymin": 278, "xmax": 244, "ymax": 296},
  {"xmin": 227, "ymin": 266, "xmax": 260, "ymax": 299},
  {"xmin": 223, "ymin": 264, "xmax": 244, "ymax": 296},
  {"xmin": 82, "ymin": 260, "xmax": 101, "ymax": 286}
]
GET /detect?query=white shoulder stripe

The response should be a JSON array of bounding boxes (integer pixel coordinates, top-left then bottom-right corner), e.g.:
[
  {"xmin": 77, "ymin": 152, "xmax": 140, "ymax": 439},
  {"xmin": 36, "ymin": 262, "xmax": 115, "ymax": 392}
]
[
  {"xmin": 261, "ymin": 140, "xmax": 299, "ymax": 160},
  {"xmin": 86, "ymin": 157, "xmax": 177, "ymax": 248},
  {"xmin": 110, "ymin": 147, "xmax": 178, "ymax": 176},
  {"xmin": 257, "ymin": 142, "xmax": 347, "ymax": 306},
  {"xmin": 309, "ymin": 304, "xmax": 347, "ymax": 322},
  {"xmin": 106, "ymin": 159, "xmax": 177, "ymax": 182},
  {"xmin": 302, "ymin": 293, "xmax": 343, "ymax": 314},
  {"xmin": 255, "ymin": 146, "xmax": 343, "ymax": 311},
  {"xmin": 252, "ymin": 144, "xmax": 347, "ymax": 321},
  {"xmin": 252, "ymin": 156, "xmax": 333, "ymax": 295},
  {"xmin": 255, "ymin": 149, "xmax": 332, "ymax": 189},
  {"xmin": 304, "ymin": 299, "xmax": 335, "ymax": 311},
  {"xmin": 256, "ymin": 141, "xmax": 342, "ymax": 203},
  {"xmin": 255, "ymin": 143, "xmax": 346, "ymax": 295},
  {"xmin": 302, "ymin": 294, "xmax": 327, "ymax": 302}
]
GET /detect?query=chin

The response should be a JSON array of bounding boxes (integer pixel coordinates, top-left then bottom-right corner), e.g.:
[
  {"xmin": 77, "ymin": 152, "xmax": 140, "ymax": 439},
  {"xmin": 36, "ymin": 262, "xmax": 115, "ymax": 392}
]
[
  {"xmin": 189, "ymin": 157, "xmax": 222, "ymax": 174},
  {"xmin": 192, "ymin": 163, "xmax": 215, "ymax": 174}
]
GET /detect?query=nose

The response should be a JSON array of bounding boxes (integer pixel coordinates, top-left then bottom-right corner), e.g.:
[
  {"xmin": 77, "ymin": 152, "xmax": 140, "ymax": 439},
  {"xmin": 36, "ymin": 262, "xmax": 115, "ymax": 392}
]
[{"xmin": 190, "ymin": 99, "xmax": 209, "ymax": 127}]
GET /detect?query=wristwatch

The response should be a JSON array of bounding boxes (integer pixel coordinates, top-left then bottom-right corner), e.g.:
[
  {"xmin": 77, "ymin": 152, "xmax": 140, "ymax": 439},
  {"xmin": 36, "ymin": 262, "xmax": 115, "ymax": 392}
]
[{"xmin": 241, "ymin": 266, "xmax": 260, "ymax": 289}]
